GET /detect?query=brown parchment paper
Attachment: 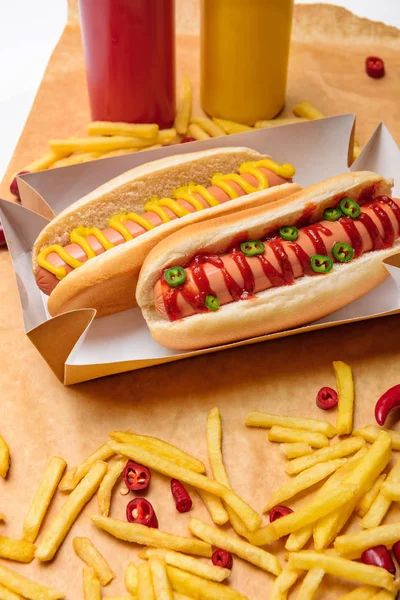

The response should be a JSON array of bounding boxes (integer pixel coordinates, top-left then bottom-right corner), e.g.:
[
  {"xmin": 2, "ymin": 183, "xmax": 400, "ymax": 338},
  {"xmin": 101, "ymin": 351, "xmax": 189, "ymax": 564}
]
[{"xmin": 1, "ymin": 2, "xmax": 400, "ymax": 598}]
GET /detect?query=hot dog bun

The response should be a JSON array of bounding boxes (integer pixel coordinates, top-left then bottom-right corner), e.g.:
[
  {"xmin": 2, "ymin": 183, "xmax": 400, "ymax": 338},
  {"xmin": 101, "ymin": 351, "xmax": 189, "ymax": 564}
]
[
  {"xmin": 137, "ymin": 171, "xmax": 396, "ymax": 350},
  {"xmin": 32, "ymin": 147, "xmax": 299, "ymax": 317}
]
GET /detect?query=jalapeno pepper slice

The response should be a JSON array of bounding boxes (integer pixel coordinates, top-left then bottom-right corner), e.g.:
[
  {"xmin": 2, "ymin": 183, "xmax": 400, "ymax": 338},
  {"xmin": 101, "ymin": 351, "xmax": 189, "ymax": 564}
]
[
  {"xmin": 332, "ymin": 242, "xmax": 355, "ymax": 263},
  {"xmin": 279, "ymin": 226, "xmax": 299, "ymax": 241},
  {"xmin": 310, "ymin": 254, "xmax": 333, "ymax": 274},
  {"xmin": 240, "ymin": 240, "xmax": 265, "ymax": 256},
  {"xmin": 205, "ymin": 295, "xmax": 220, "ymax": 311},
  {"xmin": 339, "ymin": 197, "xmax": 361, "ymax": 219},
  {"xmin": 323, "ymin": 207, "xmax": 342, "ymax": 221},
  {"xmin": 164, "ymin": 266, "xmax": 186, "ymax": 287}
]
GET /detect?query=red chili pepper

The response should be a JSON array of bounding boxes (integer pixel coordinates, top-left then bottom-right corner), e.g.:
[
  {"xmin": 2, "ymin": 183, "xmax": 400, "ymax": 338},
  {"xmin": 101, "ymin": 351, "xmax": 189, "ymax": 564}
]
[
  {"xmin": 392, "ymin": 540, "xmax": 400, "ymax": 564},
  {"xmin": 375, "ymin": 384, "xmax": 400, "ymax": 426},
  {"xmin": 126, "ymin": 498, "xmax": 158, "ymax": 528},
  {"xmin": 366, "ymin": 56, "xmax": 385, "ymax": 79},
  {"xmin": 0, "ymin": 222, "xmax": 6, "ymax": 248},
  {"xmin": 123, "ymin": 460, "xmax": 151, "ymax": 491},
  {"xmin": 10, "ymin": 171, "xmax": 30, "ymax": 198},
  {"xmin": 316, "ymin": 387, "xmax": 338, "ymax": 410},
  {"xmin": 180, "ymin": 137, "xmax": 196, "ymax": 143},
  {"xmin": 361, "ymin": 545, "xmax": 396, "ymax": 574},
  {"xmin": 269, "ymin": 505, "xmax": 293, "ymax": 523},
  {"xmin": 170, "ymin": 479, "xmax": 193, "ymax": 513},
  {"xmin": 212, "ymin": 548, "xmax": 233, "ymax": 569}
]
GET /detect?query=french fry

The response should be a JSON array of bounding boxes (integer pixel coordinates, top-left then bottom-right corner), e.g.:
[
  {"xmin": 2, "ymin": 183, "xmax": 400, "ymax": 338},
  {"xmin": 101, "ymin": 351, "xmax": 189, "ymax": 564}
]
[
  {"xmin": 353, "ymin": 426, "xmax": 400, "ymax": 450},
  {"xmin": 296, "ymin": 568, "xmax": 324, "ymax": 600},
  {"xmin": 173, "ymin": 595, "xmax": 195, "ymax": 600},
  {"xmin": 174, "ymin": 75, "xmax": 192, "ymax": 135},
  {"xmin": 0, "ymin": 514, "xmax": 4, "ymax": 522},
  {"xmin": 246, "ymin": 411, "xmax": 337, "ymax": 438},
  {"xmin": 285, "ymin": 437, "xmax": 364, "ymax": 475},
  {"xmin": 167, "ymin": 565, "xmax": 247, "ymax": 600},
  {"xmin": 0, "ymin": 583, "xmax": 22, "ymax": 600},
  {"xmin": 254, "ymin": 118, "xmax": 309, "ymax": 128},
  {"xmin": 157, "ymin": 129, "xmax": 177, "ymax": 145},
  {"xmin": 92, "ymin": 516, "xmax": 212, "ymax": 557},
  {"xmin": 99, "ymin": 148, "xmax": 138, "ymax": 158},
  {"xmin": 22, "ymin": 456, "xmax": 66, "ymax": 543},
  {"xmin": 50, "ymin": 136, "xmax": 155, "ymax": 154},
  {"xmin": 138, "ymin": 562, "xmax": 155, "ymax": 600},
  {"xmin": 0, "ymin": 436, "xmax": 10, "ymax": 479},
  {"xmin": 197, "ymin": 490, "xmax": 229, "ymax": 525},
  {"xmin": 188, "ymin": 518, "xmax": 281, "ymax": 575},
  {"xmin": 108, "ymin": 442, "xmax": 261, "ymax": 531},
  {"xmin": 380, "ymin": 482, "xmax": 400, "ymax": 500},
  {"xmin": 0, "ymin": 562, "xmax": 64, "ymax": 600},
  {"xmin": 334, "ymin": 361, "xmax": 355, "ymax": 436},
  {"xmin": 124, "ymin": 562, "xmax": 138, "ymax": 595},
  {"xmin": 190, "ymin": 117, "xmax": 225, "ymax": 137},
  {"xmin": 73, "ymin": 537, "xmax": 115, "ymax": 586},
  {"xmin": 50, "ymin": 152, "xmax": 100, "ymax": 169},
  {"xmin": 83, "ymin": 567, "xmax": 101, "ymax": 600},
  {"xmin": 22, "ymin": 151, "xmax": 64, "ymax": 172},
  {"xmin": 59, "ymin": 442, "xmax": 113, "ymax": 491},
  {"xmin": 0, "ymin": 537, "xmax": 35, "ymax": 563},
  {"xmin": 109, "ymin": 431, "xmax": 206, "ymax": 473},
  {"xmin": 97, "ymin": 457, "xmax": 126, "ymax": 516},
  {"xmin": 335, "ymin": 523, "xmax": 400, "ymax": 559},
  {"xmin": 141, "ymin": 144, "xmax": 163, "ymax": 151},
  {"xmin": 102, "ymin": 597, "xmax": 133, "ymax": 600},
  {"xmin": 356, "ymin": 474, "xmax": 386, "ymax": 517},
  {"xmin": 292, "ymin": 101, "xmax": 324, "ymax": 120},
  {"xmin": 370, "ymin": 592, "xmax": 395, "ymax": 600},
  {"xmin": 268, "ymin": 426, "xmax": 329, "ymax": 448},
  {"xmin": 212, "ymin": 118, "xmax": 252, "ymax": 134},
  {"xmin": 285, "ymin": 526, "xmax": 313, "ymax": 552},
  {"xmin": 88, "ymin": 121, "xmax": 159, "ymax": 139},
  {"xmin": 271, "ymin": 568, "xmax": 302, "ymax": 600},
  {"xmin": 263, "ymin": 459, "xmax": 347, "ymax": 512},
  {"xmin": 359, "ymin": 456, "xmax": 400, "ymax": 528},
  {"xmin": 139, "ymin": 548, "xmax": 230, "ymax": 582},
  {"xmin": 149, "ymin": 558, "xmax": 174, "ymax": 600},
  {"xmin": 288, "ymin": 552, "xmax": 395, "ymax": 593},
  {"xmin": 280, "ymin": 443, "xmax": 313, "ymax": 459},
  {"xmin": 36, "ymin": 461, "xmax": 107, "ymax": 561},
  {"xmin": 187, "ymin": 124, "xmax": 210, "ymax": 141},
  {"xmin": 338, "ymin": 587, "xmax": 378, "ymax": 600}
]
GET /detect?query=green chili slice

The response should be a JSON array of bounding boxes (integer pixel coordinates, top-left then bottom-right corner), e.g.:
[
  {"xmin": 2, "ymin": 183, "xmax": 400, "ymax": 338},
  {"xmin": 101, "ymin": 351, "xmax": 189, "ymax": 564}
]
[
  {"xmin": 240, "ymin": 240, "xmax": 265, "ymax": 257},
  {"xmin": 279, "ymin": 226, "xmax": 299, "ymax": 241},
  {"xmin": 205, "ymin": 295, "xmax": 220, "ymax": 311},
  {"xmin": 339, "ymin": 197, "xmax": 361, "ymax": 219},
  {"xmin": 164, "ymin": 266, "xmax": 187, "ymax": 287},
  {"xmin": 310, "ymin": 254, "xmax": 334, "ymax": 274},
  {"xmin": 332, "ymin": 242, "xmax": 355, "ymax": 263},
  {"xmin": 323, "ymin": 207, "xmax": 342, "ymax": 221}
]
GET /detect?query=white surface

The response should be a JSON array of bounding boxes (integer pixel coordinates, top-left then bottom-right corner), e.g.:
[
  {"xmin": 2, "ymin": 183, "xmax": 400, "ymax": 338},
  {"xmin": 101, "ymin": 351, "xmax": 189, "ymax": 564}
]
[{"xmin": 0, "ymin": 0, "xmax": 399, "ymax": 183}]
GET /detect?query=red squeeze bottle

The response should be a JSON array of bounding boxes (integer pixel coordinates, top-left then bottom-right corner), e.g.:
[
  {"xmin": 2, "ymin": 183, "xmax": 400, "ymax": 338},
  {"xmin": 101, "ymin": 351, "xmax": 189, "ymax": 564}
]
[{"xmin": 78, "ymin": 0, "xmax": 176, "ymax": 127}]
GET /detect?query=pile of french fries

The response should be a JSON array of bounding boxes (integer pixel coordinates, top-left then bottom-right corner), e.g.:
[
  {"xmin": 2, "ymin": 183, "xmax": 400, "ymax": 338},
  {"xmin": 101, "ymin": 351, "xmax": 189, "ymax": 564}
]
[{"xmin": 1, "ymin": 360, "xmax": 399, "ymax": 599}]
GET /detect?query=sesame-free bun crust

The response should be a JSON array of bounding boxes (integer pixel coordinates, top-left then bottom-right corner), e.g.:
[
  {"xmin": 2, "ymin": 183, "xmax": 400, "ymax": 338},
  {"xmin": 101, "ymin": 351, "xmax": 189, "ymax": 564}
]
[
  {"xmin": 35, "ymin": 147, "xmax": 300, "ymax": 317},
  {"xmin": 137, "ymin": 171, "xmax": 396, "ymax": 351}
]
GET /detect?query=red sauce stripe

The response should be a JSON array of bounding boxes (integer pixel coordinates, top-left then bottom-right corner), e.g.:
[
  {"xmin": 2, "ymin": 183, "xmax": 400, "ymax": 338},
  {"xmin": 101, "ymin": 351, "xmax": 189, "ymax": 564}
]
[
  {"xmin": 378, "ymin": 196, "xmax": 400, "ymax": 229},
  {"xmin": 338, "ymin": 217, "xmax": 364, "ymax": 257},
  {"xmin": 230, "ymin": 250, "xmax": 255, "ymax": 298},
  {"xmin": 289, "ymin": 242, "xmax": 314, "ymax": 276},
  {"xmin": 303, "ymin": 225, "xmax": 328, "ymax": 255},
  {"xmin": 369, "ymin": 203, "xmax": 395, "ymax": 247}
]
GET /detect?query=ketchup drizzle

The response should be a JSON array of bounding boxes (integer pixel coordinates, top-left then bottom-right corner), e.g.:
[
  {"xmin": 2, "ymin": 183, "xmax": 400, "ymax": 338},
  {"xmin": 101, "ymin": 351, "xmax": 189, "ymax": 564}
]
[
  {"xmin": 369, "ymin": 203, "xmax": 395, "ymax": 248},
  {"xmin": 289, "ymin": 243, "xmax": 314, "ymax": 276},
  {"xmin": 379, "ymin": 196, "xmax": 400, "ymax": 229},
  {"xmin": 303, "ymin": 223, "xmax": 332, "ymax": 255},
  {"xmin": 230, "ymin": 250, "xmax": 255, "ymax": 298},
  {"xmin": 357, "ymin": 213, "xmax": 385, "ymax": 251},
  {"xmin": 338, "ymin": 217, "xmax": 364, "ymax": 257}
]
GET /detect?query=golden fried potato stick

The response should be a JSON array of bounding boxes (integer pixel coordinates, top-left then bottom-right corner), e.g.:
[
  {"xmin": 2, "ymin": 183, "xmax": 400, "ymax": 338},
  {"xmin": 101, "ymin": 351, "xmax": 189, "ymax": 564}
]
[
  {"xmin": 333, "ymin": 361, "xmax": 355, "ymax": 436},
  {"xmin": 338, "ymin": 587, "xmax": 378, "ymax": 600},
  {"xmin": 174, "ymin": 75, "xmax": 192, "ymax": 135},
  {"xmin": 173, "ymin": 594, "xmax": 195, "ymax": 600},
  {"xmin": 149, "ymin": 557, "xmax": 174, "ymax": 600},
  {"xmin": 0, "ymin": 514, "xmax": 4, "ymax": 523},
  {"xmin": 370, "ymin": 592, "xmax": 396, "ymax": 600},
  {"xmin": 50, "ymin": 153, "xmax": 100, "ymax": 169},
  {"xmin": 108, "ymin": 442, "xmax": 261, "ymax": 531},
  {"xmin": 292, "ymin": 101, "xmax": 324, "ymax": 120},
  {"xmin": 73, "ymin": 537, "xmax": 115, "ymax": 586},
  {"xmin": 285, "ymin": 437, "xmax": 364, "ymax": 475},
  {"xmin": 189, "ymin": 518, "xmax": 281, "ymax": 575},
  {"xmin": 190, "ymin": 117, "xmax": 225, "ymax": 138},
  {"xmin": 59, "ymin": 442, "xmax": 113, "ymax": 491},
  {"xmin": 101, "ymin": 596, "xmax": 134, "ymax": 600},
  {"xmin": 36, "ymin": 461, "xmax": 107, "ymax": 561},
  {"xmin": 21, "ymin": 151, "xmax": 65, "ymax": 173},
  {"xmin": 288, "ymin": 552, "xmax": 395, "ymax": 593},
  {"xmin": 197, "ymin": 490, "xmax": 229, "ymax": 525},
  {"xmin": 138, "ymin": 562, "xmax": 155, "ymax": 600},
  {"xmin": 380, "ymin": 482, "xmax": 400, "ymax": 500},
  {"xmin": 271, "ymin": 568, "xmax": 302, "ymax": 599},
  {"xmin": 212, "ymin": 118, "xmax": 252, "ymax": 134},
  {"xmin": 22, "ymin": 456, "xmax": 66, "ymax": 543},
  {"xmin": 280, "ymin": 443, "xmax": 313, "ymax": 459},
  {"xmin": 83, "ymin": 567, "xmax": 101, "ymax": 600},
  {"xmin": 0, "ymin": 562, "xmax": 64, "ymax": 600},
  {"xmin": 353, "ymin": 426, "xmax": 400, "ymax": 450},
  {"xmin": 139, "ymin": 548, "xmax": 230, "ymax": 582},
  {"xmin": 0, "ymin": 583, "xmax": 22, "ymax": 600},
  {"xmin": 88, "ymin": 121, "xmax": 158, "ymax": 139},
  {"xmin": 263, "ymin": 459, "xmax": 346, "ymax": 512},
  {"xmin": 109, "ymin": 431, "xmax": 206, "ymax": 473},
  {"xmin": 187, "ymin": 124, "xmax": 210, "ymax": 141},
  {"xmin": 246, "ymin": 411, "xmax": 337, "ymax": 438},
  {"xmin": 50, "ymin": 130, "xmax": 176, "ymax": 154},
  {"xmin": 285, "ymin": 526, "xmax": 313, "ymax": 552},
  {"xmin": 92, "ymin": 516, "xmax": 211, "ymax": 557},
  {"xmin": 0, "ymin": 537, "xmax": 35, "ymax": 563},
  {"xmin": 124, "ymin": 562, "xmax": 138, "ymax": 595},
  {"xmin": 335, "ymin": 523, "xmax": 400, "ymax": 559},
  {"xmin": 356, "ymin": 474, "xmax": 386, "ymax": 518},
  {"xmin": 167, "ymin": 566, "xmax": 247, "ymax": 600},
  {"xmin": 360, "ymin": 459, "xmax": 400, "ymax": 528},
  {"xmin": 268, "ymin": 426, "xmax": 329, "ymax": 448},
  {"xmin": 97, "ymin": 457, "xmax": 126, "ymax": 517},
  {"xmin": 255, "ymin": 118, "xmax": 309, "ymax": 128},
  {"xmin": 296, "ymin": 568, "xmax": 324, "ymax": 600},
  {"xmin": 0, "ymin": 436, "xmax": 10, "ymax": 479}
]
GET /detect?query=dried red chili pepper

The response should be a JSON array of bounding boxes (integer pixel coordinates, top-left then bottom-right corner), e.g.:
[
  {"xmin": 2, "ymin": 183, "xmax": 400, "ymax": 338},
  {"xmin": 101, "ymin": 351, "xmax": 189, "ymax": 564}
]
[
  {"xmin": 316, "ymin": 387, "xmax": 338, "ymax": 410},
  {"xmin": 392, "ymin": 540, "xmax": 400, "ymax": 564},
  {"xmin": 170, "ymin": 479, "xmax": 193, "ymax": 513},
  {"xmin": 375, "ymin": 384, "xmax": 400, "ymax": 426},
  {"xmin": 123, "ymin": 460, "xmax": 151, "ymax": 491},
  {"xmin": 361, "ymin": 545, "xmax": 396, "ymax": 574},
  {"xmin": 10, "ymin": 171, "xmax": 30, "ymax": 198},
  {"xmin": 126, "ymin": 498, "xmax": 158, "ymax": 528},
  {"xmin": 212, "ymin": 548, "xmax": 233, "ymax": 569},
  {"xmin": 269, "ymin": 505, "xmax": 293, "ymax": 523},
  {"xmin": 366, "ymin": 56, "xmax": 385, "ymax": 79},
  {"xmin": 180, "ymin": 137, "xmax": 196, "ymax": 143}
]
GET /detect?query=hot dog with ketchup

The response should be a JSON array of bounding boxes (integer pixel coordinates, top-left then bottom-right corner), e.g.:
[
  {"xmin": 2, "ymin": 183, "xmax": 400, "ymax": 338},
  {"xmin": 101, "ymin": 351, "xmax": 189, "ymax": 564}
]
[
  {"xmin": 32, "ymin": 147, "xmax": 298, "ymax": 317},
  {"xmin": 137, "ymin": 171, "xmax": 399, "ymax": 350}
]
